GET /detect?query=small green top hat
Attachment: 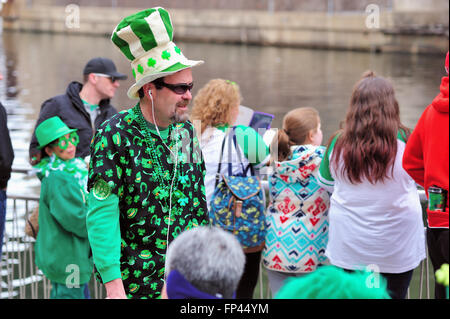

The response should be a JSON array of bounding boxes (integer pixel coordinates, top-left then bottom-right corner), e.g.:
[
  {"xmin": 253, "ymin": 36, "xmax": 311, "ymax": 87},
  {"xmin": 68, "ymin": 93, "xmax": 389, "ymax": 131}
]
[
  {"xmin": 36, "ymin": 116, "xmax": 77, "ymax": 149},
  {"xmin": 111, "ymin": 7, "xmax": 204, "ymax": 100}
]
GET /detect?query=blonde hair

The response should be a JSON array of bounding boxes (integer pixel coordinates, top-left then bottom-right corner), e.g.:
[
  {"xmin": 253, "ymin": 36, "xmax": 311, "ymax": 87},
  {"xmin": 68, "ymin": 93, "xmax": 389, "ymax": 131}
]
[
  {"xmin": 273, "ymin": 107, "xmax": 320, "ymax": 162},
  {"xmin": 190, "ymin": 79, "xmax": 241, "ymax": 135}
]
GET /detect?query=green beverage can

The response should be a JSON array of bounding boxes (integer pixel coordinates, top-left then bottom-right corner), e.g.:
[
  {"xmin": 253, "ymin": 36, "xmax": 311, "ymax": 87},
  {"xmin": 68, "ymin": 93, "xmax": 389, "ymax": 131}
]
[{"xmin": 428, "ymin": 186, "xmax": 446, "ymax": 212}]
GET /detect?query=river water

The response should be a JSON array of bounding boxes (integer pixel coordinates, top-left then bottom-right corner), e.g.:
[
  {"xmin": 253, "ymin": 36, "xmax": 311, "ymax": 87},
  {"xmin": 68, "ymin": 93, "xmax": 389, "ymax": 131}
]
[
  {"xmin": 1, "ymin": 30, "xmax": 445, "ymax": 196},
  {"xmin": 1, "ymin": 27, "xmax": 446, "ymax": 200},
  {"xmin": 0, "ymin": 28, "xmax": 445, "ymax": 299}
]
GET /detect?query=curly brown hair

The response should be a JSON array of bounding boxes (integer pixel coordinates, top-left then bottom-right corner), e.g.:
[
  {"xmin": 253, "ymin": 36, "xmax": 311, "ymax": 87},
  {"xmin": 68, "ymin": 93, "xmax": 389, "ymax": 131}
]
[{"xmin": 190, "ymin": 79, "xmax": 242, "ymax": 135}]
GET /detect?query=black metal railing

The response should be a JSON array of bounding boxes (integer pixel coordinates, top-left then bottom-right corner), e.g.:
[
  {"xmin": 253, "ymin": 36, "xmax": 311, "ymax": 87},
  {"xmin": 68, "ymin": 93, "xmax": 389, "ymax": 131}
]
[{"xmin": 1, "ymin": 168, "xmax": 105, "ymax": 299}]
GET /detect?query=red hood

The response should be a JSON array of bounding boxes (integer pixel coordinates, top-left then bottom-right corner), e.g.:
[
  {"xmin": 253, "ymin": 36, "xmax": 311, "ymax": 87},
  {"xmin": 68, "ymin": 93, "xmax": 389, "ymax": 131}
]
[{"xmin": 432, "ymin": 76, "xmax": 449, "ymax": 113}]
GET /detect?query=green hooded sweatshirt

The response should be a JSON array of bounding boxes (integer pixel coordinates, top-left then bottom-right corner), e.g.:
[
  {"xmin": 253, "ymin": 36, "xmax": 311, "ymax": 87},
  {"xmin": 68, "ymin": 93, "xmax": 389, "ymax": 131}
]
[{"xmin": 34, "ymin": 156, "xmax": 93, "ymax": 285}]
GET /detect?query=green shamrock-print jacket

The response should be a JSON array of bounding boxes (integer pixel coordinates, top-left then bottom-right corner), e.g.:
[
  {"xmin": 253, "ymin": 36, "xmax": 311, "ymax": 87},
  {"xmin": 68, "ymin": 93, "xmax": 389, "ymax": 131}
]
[{"xmin": 86, "ymin": 104, "xmax": 209, "ymax": 299}]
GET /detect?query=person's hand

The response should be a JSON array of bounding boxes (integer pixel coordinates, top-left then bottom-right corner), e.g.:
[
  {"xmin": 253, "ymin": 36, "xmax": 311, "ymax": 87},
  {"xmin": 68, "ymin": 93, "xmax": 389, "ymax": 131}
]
[
  {"xmin": 161, "ymin": 283, "xmax": 168, "ymax": 299},
  {"xmin": 30, "ymin": 153, "xmax": 41, "ymax": 166},
  {"xmin": 104, "ymin": 278, "xmax": 127, "ymax": 299},
  {"xmin": 84, "ymin": 155, "xmax": 91, "ymax": 169}
]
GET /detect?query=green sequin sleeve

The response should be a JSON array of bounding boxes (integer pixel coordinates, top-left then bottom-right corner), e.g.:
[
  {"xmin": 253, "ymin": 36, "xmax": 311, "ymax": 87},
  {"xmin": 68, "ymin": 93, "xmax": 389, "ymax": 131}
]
[
  {"xmin": 86, "ymin": 117, "xmax": 124, "ymax": 283},
  {"xmin": 86, "ymin": 192, "xmax": 122, "ymax": 283},
  {"xmin": 318, "ymin": 133, "xmax": 339, "ymax": 193},
  {"xmin": 87, "ymin": 120, "xmax": 124, "ymax": 195}
]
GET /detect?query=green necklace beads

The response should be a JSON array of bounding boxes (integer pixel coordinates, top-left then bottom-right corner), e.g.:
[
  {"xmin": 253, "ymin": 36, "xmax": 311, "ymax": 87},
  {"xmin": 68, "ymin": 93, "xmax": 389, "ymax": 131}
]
[{"xmin": 132, "ymin": 104, "xmax": 182, "ymax": 211}]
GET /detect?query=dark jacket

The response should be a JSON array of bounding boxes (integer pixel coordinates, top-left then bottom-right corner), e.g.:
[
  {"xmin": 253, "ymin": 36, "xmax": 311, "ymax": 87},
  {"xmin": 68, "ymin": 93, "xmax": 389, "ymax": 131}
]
[
  {"xmin": 0, "ymin": 102, "xmax": 14, "ymax": 189},
  {"xmin": 29, "ymin": 81, "xmax": 118, "ymax": 159}
]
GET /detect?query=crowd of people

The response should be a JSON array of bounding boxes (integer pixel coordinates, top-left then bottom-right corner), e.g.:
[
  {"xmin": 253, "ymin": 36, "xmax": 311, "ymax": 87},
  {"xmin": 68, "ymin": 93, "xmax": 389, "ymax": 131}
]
[{"xmin": 0, "ymin": 7, "xmax": 448, "ymax": 300}]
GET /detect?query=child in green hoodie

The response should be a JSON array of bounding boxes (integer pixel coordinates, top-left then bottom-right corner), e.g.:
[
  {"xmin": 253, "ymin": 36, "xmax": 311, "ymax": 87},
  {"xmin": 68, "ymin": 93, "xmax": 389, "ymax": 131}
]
[{"xmin": 32, "ymin": 116, "xmax": 93, "ymax": 299}]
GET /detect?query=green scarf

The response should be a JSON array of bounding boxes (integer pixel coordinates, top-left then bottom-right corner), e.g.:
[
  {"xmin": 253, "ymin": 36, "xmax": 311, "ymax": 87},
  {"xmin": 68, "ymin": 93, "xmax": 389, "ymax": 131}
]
[{"xmin": 33, "ymin": 155, "xmax": 88, "ymax": 194}]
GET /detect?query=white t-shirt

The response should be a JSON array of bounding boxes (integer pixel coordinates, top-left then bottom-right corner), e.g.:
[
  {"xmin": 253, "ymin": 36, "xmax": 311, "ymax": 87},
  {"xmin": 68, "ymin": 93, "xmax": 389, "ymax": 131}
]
[
  {"xmin": 200, "ymin": 125, "xmax": 270, "ymax": 209},
  {"xmin": 318, "ymin": 134, "xmax": 426, "ymax": 273}
]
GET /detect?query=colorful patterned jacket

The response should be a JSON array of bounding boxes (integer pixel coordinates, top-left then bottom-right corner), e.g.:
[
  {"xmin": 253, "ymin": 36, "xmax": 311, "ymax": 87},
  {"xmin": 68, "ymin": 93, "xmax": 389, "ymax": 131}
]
[{"xmin": 262, "ymin": 145, "xmax": 329, "ymax": 273}]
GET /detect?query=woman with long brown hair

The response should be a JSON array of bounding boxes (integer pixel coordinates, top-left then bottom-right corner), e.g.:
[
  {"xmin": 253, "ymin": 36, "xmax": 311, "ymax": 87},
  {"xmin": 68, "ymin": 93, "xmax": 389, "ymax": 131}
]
[{"xmin": 318, "ymin": 71, "xmax": 426, "ymax": 299}]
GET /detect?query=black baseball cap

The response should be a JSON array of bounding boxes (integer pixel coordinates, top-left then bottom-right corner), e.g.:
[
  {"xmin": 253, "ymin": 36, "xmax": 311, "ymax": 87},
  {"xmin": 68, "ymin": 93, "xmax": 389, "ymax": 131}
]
[{"xmin": 83, "ymin": 57, "xmax": 127, "ymax": 80}]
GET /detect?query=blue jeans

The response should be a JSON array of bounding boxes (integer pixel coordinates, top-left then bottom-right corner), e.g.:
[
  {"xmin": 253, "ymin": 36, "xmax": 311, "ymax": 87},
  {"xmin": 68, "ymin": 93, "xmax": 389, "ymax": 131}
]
[{"xmin": 0, "ymin": 189, "xmax": 6, "ymax": 258}]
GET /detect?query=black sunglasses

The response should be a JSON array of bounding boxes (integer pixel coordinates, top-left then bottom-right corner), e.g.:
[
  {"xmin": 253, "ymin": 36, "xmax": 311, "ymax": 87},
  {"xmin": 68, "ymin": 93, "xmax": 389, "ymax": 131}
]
[
  {"xmin": 93, "ymin": 73, "xmax": 120, "ymax": 83},
  {"xmin": 154, "ymin": 79, "xmax": 194, "ymax": 95},
  {"xmin": 108, "ymin": 76, "xmax": 119, "ymax": 83}
]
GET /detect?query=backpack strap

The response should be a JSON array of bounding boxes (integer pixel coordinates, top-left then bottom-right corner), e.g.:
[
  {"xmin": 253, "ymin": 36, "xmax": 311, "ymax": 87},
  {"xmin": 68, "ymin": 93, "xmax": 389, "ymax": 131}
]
[
  {"xmin": 214, "ymin": 129, "xmax": 229, "ymax": 188},
  {"xmin": 215, "ymin": 126, "xmax": 255, "ymax": 188},
  {"xmin": 230, "ymin": 126, "xmax": 255, "ymax": 177},
  {"xmin": 243, "ymin": 163, "xmax": 255, "ymax": 176},
  {"xmin": 229, "ymin": 126, "xmax": 247, "ymax": 176}
]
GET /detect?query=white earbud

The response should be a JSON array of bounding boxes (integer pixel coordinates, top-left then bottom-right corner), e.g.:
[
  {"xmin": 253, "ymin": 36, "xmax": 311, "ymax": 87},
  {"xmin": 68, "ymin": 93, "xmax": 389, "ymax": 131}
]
[{"xmin": 148, "ymin": 89, "xmax": 152, "ymax": 97}]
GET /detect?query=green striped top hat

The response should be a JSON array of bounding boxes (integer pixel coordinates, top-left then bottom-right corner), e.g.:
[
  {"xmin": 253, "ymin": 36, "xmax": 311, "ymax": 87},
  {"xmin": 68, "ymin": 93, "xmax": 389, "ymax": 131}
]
[
  {"xmin": 36, "ymin": 116, "xmax": 77, "ymax": 149},
  {"xmin": 111, "ymin": 7, "xmax": 204, "ymax": 100}
]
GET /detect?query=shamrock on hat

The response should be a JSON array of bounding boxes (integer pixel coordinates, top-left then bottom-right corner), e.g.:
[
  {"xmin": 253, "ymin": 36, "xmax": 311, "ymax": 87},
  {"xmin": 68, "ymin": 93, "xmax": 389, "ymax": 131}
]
[{"xmin": 111, "ymin": 7, "xmax": 204, "ymax": 100}]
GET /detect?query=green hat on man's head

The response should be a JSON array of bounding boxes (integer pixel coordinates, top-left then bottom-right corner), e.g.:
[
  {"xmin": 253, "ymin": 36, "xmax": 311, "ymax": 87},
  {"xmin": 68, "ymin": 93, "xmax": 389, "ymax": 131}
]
[
  {"xmin": 111, "ymin": 7, "xmax": 204, "ymax": 100},
  {"xmin": 35, "ymin": 116, "xmax": 77, "ymax": 149}
]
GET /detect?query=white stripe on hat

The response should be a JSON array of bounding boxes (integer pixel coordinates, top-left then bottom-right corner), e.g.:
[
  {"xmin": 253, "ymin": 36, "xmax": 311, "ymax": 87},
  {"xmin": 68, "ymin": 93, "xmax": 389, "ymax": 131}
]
[
  {"xmin": 116, "ymin": 25, "xmax": 146, "ymax": 60},
  {"xmin": 145, "ymin": 9, "xmax": 171, "ymax": 46}
]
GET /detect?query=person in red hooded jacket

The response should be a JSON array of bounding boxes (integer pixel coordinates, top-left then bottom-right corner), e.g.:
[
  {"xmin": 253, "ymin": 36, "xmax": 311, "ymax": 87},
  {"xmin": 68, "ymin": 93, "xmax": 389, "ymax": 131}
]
[{"xmin": 403, "ymin": 51, "xmax": 449, "ymax": 299}]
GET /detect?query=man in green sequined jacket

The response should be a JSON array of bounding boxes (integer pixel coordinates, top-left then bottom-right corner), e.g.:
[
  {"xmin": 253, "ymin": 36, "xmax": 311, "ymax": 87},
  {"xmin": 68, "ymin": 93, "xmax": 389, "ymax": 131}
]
[{"xmin": 86, "ymin": 7, "xmax": 209, "ymax": 299}]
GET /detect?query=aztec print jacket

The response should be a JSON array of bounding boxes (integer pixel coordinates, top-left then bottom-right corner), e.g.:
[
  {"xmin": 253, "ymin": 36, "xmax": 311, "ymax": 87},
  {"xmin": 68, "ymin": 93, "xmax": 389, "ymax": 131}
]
[{"xmin": 262, "ymin": 145, "xmax": 329, "ymax": 273}]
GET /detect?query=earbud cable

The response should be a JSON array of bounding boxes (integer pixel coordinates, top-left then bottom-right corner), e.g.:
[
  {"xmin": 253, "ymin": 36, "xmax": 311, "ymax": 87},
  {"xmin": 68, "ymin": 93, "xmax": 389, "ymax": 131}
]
[{"xmin": 149, "ymin": 93, "xmax": 178, "ymax": 279}]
